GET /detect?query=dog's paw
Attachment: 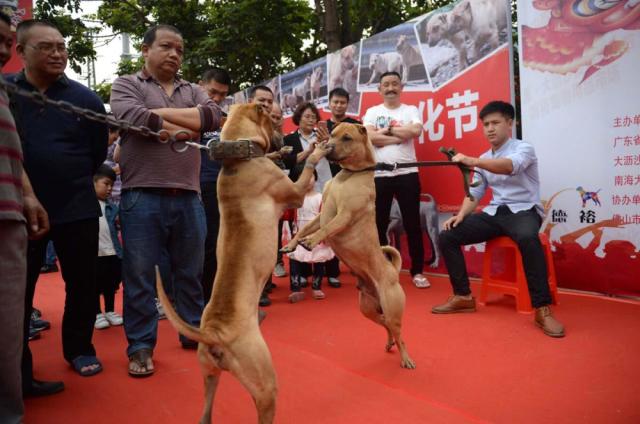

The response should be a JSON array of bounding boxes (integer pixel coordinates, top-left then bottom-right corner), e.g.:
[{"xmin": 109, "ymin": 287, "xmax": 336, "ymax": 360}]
[
  {"xmin": 385, "ymin": 340, "xmax": 396, "ymax": 352},
  {"xmin": 299, "ymin": 239, "xmax": 314, "ymax": 251},
  {"xmin": 299, "ymin": 236, "xmax": 320, "ymax": 251},
  {"xmin": 280, "ymin": 243, "xmax": 297, "ymax": 253},
  {"xmin": 401, "ymin": 357, "xmax": 417, "ymax": 370}
]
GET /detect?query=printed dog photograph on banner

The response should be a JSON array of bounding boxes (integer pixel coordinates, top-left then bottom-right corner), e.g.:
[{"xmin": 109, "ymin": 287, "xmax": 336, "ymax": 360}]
[
  {"xmin": 280, "ymin": 56, "xmax": 328, "ymax": 115},
  {"xmin": 219, "ymin": 96, "xmax": 233, "ymax": 113},
  {"xmin": 327, "ymin": 41, "xmax": 362, "ymax": 115},
  {"xmin": 358, "ymin": 21, "xmax": 430, "ymax": 91},
  {"xmin": 417, "ymin": 0, "xmax": 510, "ymax": 88},
  {"xmin": 233, "ymin": 89, "xmax": 248, "ymax": 105}
]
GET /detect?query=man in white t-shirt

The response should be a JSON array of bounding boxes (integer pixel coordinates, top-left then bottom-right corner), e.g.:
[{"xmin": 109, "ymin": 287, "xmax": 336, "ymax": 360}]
[{"xmin": 363, "ymin": 71, "xmax": 428, "ymax": 288}]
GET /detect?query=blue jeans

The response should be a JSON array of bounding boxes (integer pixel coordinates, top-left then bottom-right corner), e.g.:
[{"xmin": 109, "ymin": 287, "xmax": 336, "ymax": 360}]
[{"xmin": 120, "ymin": 189, "xmax": 206, "ymax": 356}]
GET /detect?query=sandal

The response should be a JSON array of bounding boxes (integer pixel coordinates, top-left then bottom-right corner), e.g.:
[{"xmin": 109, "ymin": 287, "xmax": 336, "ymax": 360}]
[
  {"xmin": 71, "ymin": 355, "xmax": 103, "ymax": 377},
  {"xmin": 412, "ymin": 274, "xmax": 431, "ymax": 289},
  {"xmin": 128, "ymin": 348, "xmax": 154, "ymax": 378},
  {"xmin": 288, "ymin": 292, "xmax": 305, "ymax": 303},
  {"xmin": 312, "ymin": 289, "xmax": 326, "ymax": 300}
]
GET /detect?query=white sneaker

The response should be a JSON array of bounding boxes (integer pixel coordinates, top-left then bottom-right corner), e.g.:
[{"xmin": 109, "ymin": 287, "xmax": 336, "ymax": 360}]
[
  {"xmin": 95, "ymin": 313, "xmax": 110, "ymax": 330},
  {"xmin": 274, "ymin": 262, "xmax": 287, "ymax": 278},
  {"xmin": 412, "ymin": 274, "xmax": 431, "ymax": 289},
  {"xmin": 155, "ymin": 298, "xmax": 166, "ymax": 320},
  {"xmin": 104, "ymin": 311, "xmax": 123, "ymax": 326}
]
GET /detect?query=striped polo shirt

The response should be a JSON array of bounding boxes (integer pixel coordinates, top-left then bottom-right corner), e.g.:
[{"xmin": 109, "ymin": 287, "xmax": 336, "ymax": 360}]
[
  {"xmin": 0, "ymin": 88, "xmax": 24, "ymax": 223},
  {"xmin": 110, "ymin": 69, "xmax": 222, "ymax": 192}
]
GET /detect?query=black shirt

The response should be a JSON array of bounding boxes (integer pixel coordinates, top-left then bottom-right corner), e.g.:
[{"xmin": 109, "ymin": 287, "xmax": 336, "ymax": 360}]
[{"xmin": 8, "ymin": 72, "xmax": 108, "ymax": 225}]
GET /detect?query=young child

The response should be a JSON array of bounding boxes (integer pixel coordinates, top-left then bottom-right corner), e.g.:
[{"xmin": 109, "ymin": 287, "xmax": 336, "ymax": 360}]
[
  {"xmin": 288, "ymin": 169, "xmax": 335, "ymax": 303},
  {"xmin": 93, "ymin": 164, "xmax": 124, "ymax": 329}
]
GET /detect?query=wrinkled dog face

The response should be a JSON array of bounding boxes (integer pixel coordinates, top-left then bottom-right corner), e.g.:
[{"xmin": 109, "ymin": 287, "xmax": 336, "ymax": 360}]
[
  {"xmin": 221, "ymin": 103, "xmax": 273, "ymax": 150},
  {"xmin": 426, "ymin": 13, "xmax": 449, "ymax": 46},
  {"xmin": 448, "ymin": 1, "xmax": 472, "ymax": 34},
  {"xmin": 327, "ymin": 123, "xmax": 376, "ymax": 170}
]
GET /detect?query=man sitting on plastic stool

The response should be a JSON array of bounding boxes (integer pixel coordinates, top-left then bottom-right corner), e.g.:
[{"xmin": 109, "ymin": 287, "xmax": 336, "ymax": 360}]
[{"xmin": 432, "ymin": 100, "xmax": 564, "ymax": 338}]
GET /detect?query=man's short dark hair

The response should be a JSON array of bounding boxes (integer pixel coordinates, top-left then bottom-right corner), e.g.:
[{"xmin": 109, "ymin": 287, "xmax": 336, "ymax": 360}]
[
  {"xmin": 292, "ymin": 102, "xmax": 320, "ymax": 126},
  {"xmin": 329, "ymin": 87, "xmax": 350, "ymax": 102},
  {"xmin": 16, "ymin": 19, "xmax": 59, "ymax": 44},
  {"xmin": 0, "ymin": 11, "xmax": 11, "ymax": 27},
  {"xmin": 142, "ymin": 24, "xmax": 182, "ymax": 46},
  {"xmin": 248, "ymin": 85, "xmax": 272, "ymax": 99},
  {"xmin": 201, "ymin": 67, "xmax": 231, "ymax": 86},
  {"xmin": 94, "ymin": 164, "xmax": 116, "ymax": 182},
  {"xmin": 379, "ymin": 71, "xmax": 401, "ymax": 83},
  {"xmin": 479, "ymin": 101, "xmax": 515, "ymax": 121}
]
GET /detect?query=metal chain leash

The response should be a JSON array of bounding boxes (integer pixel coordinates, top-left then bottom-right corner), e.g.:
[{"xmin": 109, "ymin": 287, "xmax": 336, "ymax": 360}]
[{"xmin": 0, "ymin": 75, "xmax": 204, "ymax": 152}]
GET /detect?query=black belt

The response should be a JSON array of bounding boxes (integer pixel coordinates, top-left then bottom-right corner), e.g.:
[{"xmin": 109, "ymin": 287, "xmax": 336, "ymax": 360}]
[{"xmin": 130, "ymin": 187, "xmax": 196, "ymax": 196}]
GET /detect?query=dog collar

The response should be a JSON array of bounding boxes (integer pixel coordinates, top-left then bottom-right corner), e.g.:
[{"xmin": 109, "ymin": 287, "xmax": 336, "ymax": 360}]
[{"xmin": 208, "ymin": 139, "xmax": 265, "ymax": 161}]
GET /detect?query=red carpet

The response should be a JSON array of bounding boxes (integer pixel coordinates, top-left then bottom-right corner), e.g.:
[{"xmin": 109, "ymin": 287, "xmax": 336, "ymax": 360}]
[{"xmin": 25, "ymin": 270, "xmax": 640, "ymax": 423}]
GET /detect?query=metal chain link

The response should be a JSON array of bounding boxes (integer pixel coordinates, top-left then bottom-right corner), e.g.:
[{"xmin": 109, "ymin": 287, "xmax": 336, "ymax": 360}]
[{"xmin": 0, "ymin": 75, "xmax": 200, "ymax": 150}]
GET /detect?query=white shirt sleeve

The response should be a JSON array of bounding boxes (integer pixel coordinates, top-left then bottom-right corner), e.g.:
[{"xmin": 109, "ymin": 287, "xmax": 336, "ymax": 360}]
[
  {"xmin": 405, "ymin": 105, "xmax": 422, "ymax": 125},
  {"xmin": 362, "ymin": 106, "xmax": 376, "ymax": 127}
]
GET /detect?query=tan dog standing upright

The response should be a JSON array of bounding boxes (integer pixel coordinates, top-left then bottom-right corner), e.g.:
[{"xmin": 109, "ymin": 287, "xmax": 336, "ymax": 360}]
[
  {"xmin": 156, "ymin": 103, "xmax": 329, "ymax": 424},
  {"xmin": 282, "ymin": 123, "xmax": 416, "ymax": 369}
]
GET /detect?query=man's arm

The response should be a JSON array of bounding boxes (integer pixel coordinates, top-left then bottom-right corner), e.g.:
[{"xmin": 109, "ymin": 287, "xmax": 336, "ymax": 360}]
[
  {"xmin": 364, "ymin": 125, "xmax": 404, "ymax": 147},
  {"xmin": 110, "ymin": 76, "xmax": 163, "ymax": 131},
  {"xmin": 150, "ymin": 107, "xmax": 204, "ymax": 132},
  {"xmin": 21, "ymin": 171, "xmax": 49, "ymax": 239},
  {"xmin": 152, "ymin": 85, "xmax": 222, "ymax": 133},
  {"xmin": 388, "ymin": 122, "xmax": 422, "ymax": 139},
  {"xmin": 442, "ymin": 196, "xmax": 479, "ymax": 230},
  {"xmin": 110, "ymin": 77, "xmax": 206, "ymax": 140},
  {"xmin": 452, "ymin": 153, "xmax": 513, "ymax": 175}
]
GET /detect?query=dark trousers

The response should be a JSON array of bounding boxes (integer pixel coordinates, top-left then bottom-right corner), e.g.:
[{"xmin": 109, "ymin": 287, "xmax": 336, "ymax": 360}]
[
  {"xmin": 96, "ymin": 255, "xmax": 121, "ymax": 313},
  {"xmin": 325, "ymin": 257, "xmax": 340, "ymax": 278},
  {"xmin": 375, "ymin": 172, "xmax": 424, "ymax": 276},
  {"xmin": 200, "ymin": 181, "xmax": 220, "ymax": 302},
  {"xmin": 22, "ymin": 218, "xmax": 99, "ymax": 392},
  {"xmin": 438, "ymin": 206, "xmax": 552, "ymax": 308},
  {"xmin": 290, "ymin": 259, "xmax": 325, "ymax": 291}
]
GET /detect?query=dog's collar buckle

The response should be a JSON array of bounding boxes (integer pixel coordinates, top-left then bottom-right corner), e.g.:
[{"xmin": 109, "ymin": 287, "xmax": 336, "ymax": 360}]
[{"xmin": 209, "ymin": 139, "xmax": 265, "ymax": 161}]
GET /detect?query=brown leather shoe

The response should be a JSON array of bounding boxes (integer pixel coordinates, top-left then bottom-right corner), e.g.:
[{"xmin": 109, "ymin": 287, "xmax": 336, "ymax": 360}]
[
  {"xmin": 431, "ymin": 295, "xmax": 476, "ymax": 314},
  {"xmin": 535, "ymin": 306, "xmax": 565, "ymax": 338}
]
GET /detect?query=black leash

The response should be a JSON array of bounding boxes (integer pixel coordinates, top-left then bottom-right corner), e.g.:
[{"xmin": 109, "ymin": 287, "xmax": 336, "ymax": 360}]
[{"xmin": 372, "ymin": 147, "xmax": 480, "ymax": 201}]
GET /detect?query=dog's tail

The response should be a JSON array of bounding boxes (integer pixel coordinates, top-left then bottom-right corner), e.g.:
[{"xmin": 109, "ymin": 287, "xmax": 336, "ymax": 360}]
[
  {"xmin": 155, "ymin": 266, "xmax": 211, "ymax": 345},
  {"xmin": 381, "ymin": 245, "xmax": 402, "ymax": 272}
]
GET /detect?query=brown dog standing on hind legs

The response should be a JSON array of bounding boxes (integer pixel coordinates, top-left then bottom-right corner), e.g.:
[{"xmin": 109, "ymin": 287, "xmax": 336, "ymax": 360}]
[
  {"xmin": 281, "ymin": 123, "xmax": 415, "ymax": 369},
  {"xmin": 156, "ymin": 103, "xmax": 330, "ymax": 424}
]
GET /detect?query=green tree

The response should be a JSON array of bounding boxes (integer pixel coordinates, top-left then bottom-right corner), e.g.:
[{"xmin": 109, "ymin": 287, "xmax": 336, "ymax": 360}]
[
  {"xmin": 36, "ymin": 0, "xmax": 519, "ymax": 95},
  {"xmin": 94, "ymin": 0, "xmax": 316, "ymax": 90},
  {"xmin": 313, "ymin": 0, "xmax": 454, "ymax": 52}
]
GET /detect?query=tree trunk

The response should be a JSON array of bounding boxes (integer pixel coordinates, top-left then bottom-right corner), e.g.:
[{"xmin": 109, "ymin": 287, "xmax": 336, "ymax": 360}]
[
  {"xmin": 323, "ymin": 0, "xmax": 341, "ymax": 52},
  {"xmin": 339, "ymin": 0, "xmax": 352, "ymax": 47}
]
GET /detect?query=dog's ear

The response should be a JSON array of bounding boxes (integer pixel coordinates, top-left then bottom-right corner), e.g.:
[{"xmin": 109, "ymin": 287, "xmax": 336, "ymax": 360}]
[{"xmin": 355, "ymin": 124, "xmax": 367, "ymax": 137}]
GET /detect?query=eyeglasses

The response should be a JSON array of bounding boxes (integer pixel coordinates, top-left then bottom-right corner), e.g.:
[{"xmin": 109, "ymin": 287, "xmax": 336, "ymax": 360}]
[
  {"xmin": 28, "ymin": 43, "xmax": 68, "ymax": 55},
  {"xmin": 301, "ymin": 114, "xmax": 317, "ymax": 120}
]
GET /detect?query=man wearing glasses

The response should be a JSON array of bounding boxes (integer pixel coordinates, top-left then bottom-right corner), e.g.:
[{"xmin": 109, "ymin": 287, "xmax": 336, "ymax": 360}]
[{"xmin": 8, "ymin": 20, "xmax": 108, "ymax": 391}]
